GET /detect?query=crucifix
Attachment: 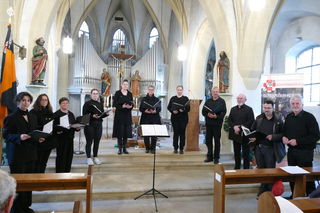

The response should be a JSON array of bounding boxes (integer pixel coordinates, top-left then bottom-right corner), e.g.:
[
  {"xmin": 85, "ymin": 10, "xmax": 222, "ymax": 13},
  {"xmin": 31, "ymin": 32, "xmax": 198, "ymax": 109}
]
[{"xmin": 109, "ymin": 45, "xmax": 135, "ymax": 89}]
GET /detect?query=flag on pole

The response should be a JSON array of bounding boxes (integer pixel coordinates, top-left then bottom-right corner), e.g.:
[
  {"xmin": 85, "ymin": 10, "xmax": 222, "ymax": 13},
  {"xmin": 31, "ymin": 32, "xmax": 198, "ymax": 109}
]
[{"xmin": 0, "ymin": 24, "xmax": 17, "ymax": 127}]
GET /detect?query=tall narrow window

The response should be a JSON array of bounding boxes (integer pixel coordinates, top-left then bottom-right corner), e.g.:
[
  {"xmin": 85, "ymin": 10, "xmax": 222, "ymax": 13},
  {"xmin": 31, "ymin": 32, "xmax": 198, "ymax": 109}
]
[
  {"xmin": 78, "ymin": 21, "xmax": 89, "ymax": 38},
  {"xmin": 112, "ymin": 29, "xmax": 126, "ymax": 52},
  {"xmin": 149, "ymin": 27, "xmax": 159, "ymax": 48},
  {"xmin": 296, "ymin": 46, "xmax": 320, "ymax": 104}
]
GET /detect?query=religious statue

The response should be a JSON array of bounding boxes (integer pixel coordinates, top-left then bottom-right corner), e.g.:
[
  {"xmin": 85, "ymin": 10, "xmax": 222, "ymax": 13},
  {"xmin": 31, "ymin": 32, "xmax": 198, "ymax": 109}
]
[
  {"xmin": 111, "ymin": 55, "xmax": 134, "ymax": 78},
  {"xmin": 31, "ymin": 37, "xmax": 48, "ymax": 85},
  {"xmin": 101, "ymin": 68, "xmax": 112, "ymax": 97},
  {"xmin": 217, "ymin": 51, "xmax": 230, "ymax": 93},
  {"xmin": 130, "ymin": 70, "xmax": 142, "ymax": 97}
]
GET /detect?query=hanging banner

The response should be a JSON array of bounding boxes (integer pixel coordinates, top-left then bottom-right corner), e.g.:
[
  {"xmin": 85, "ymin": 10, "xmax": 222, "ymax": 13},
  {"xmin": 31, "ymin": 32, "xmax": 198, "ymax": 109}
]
[{"xmin": 261, "ymin": 74, "xmax": 303, "ymax": 117}]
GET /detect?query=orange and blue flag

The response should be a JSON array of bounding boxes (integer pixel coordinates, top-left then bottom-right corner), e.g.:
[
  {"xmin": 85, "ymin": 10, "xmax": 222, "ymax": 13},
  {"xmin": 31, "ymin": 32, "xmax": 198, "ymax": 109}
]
[{"xmin": 0, "ymin": 24, "xmax": 17, "ymax": 127}]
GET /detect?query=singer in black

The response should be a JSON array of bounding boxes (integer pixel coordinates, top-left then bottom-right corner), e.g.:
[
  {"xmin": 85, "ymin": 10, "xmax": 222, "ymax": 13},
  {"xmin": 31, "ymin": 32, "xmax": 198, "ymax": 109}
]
[
  {"xmin": 112, "ymin": 79, "xmax": 134, "ymax": 154},
  {"xmin": 30, "ymin": 93, "xmax": 55, "ymax": 173},
  {"xmin": 167, "ymin": 85, "xmax": 190, "ymax": 154},
  {"xmin": 3, "ymin": 92, "xmax": 44, "ymax": 213},
  {"xmin": 202, "ymin": 87, "xmax": 226, "ymax": 164},
  {"xmin": 53, "ymin": 97, "xmax": 78, "ymax": 173},
  {"xmin": 83, "ymin": 89, "xmax": 109, "ymax": 165},
  {"xmin": 139, "ymin": 85, "xmax": 161, "ymax": 154}
]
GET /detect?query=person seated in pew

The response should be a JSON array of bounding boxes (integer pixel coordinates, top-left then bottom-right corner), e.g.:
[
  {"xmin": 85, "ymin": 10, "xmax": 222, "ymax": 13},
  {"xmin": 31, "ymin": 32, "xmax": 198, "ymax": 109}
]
[
  {"xmin": 3, "ymin": 91, "xmax": 45, "ymax": 213},
  {"xmin": 53, "ymin": 97, "xmax": 80, "ymax": 173},
  {"xmin": 0, "ymin": 169, "xmax": 16, "ymax": 213},
  {"xmin": 250, "ymin": 100, "xmax": 285, "ymax": 198}
]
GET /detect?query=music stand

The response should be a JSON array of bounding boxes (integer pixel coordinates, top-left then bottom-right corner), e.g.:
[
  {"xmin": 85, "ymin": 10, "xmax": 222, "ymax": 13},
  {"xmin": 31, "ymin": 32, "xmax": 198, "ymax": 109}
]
[{"xmin": 134, "ymin": 124, "xmax": 169, "ymax": 212}]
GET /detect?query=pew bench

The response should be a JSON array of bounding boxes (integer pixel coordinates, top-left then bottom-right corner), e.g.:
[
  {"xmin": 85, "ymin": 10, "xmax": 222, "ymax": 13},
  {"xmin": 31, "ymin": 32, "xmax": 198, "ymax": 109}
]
[
  {"xmin": 258, "ymin": 191, "xmax": 320, "ymax": 213},
  {"xmin": 12, "ymin": 166, "xmax": 92, "ymax": 213},
  {"xmin": 214, "ymin": 164, "xmax": 320, "ymax": 213}
]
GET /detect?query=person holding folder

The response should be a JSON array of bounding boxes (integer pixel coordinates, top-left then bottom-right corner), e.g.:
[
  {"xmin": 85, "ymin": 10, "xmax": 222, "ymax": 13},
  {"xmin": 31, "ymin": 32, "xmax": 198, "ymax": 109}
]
[
  {"xmin": 53, "ymin": 97, "xmax": 78, "ymax": 173},
  {"xmin": 139, "ymin": 85, "xmax": 161, "ymax": 153},
  {"xmin": 30, "ymin": 93, "xmax": 55, "ymax": 173},
  {"xmin": 3, "ymin": 92, "xmax": 44, "ymax": 213},
  {"xmin": 202, "ymin": 87, "xmax": 226, "ymax": 164},
  {"xmin": 167, "ymin": 85, "xmax": 190, "ymax": 154},
  {"xmin": 83, "ymin": 89, "xmax": 109, "ymax": 165},
  {"xmin": 112, "ymin": 79, "xmax": 134, "ymax": 154}
]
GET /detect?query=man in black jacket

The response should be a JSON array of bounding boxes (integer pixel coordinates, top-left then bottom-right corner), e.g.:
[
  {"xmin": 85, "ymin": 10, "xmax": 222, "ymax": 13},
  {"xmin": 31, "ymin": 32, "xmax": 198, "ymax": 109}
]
[
  {"xmin": 228, "ymin": 93, "xmax": 254, "ymax": 169},
  {"xmin": 202, "ymin": 87, "xmax": 226, "ymax": 163},
  {"xmin": 251, "ymin": 100, "xmax": 285, "ymax": 197},
  {"xmin": 283, "ymin": 95, "xmax": 320, "ymax": 196}
]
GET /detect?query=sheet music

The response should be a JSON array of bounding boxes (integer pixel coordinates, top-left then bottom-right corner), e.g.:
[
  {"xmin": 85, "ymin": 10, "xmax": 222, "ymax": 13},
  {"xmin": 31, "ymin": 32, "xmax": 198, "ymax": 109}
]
[
  {"xmin": 141, "ymin": 125, "xmax": 169, "ymax": 136},
  {"xmin": 275, "ymin": 196, "xmax": 303, "ymax": 213},
  {"xmin": 42, "ymin": 120, "xmax": 53, "ymax": 134},
  {"xmin": 280, "ymin": 166, "xmax": 310, "ymax": 174},
  {"xmin": 59, "ymin": 114, "xmax": 70, "ymax": 128}
]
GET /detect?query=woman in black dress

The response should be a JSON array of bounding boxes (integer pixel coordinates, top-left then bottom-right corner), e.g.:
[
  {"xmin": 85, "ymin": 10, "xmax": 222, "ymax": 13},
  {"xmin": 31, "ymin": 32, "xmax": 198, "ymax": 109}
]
[
  {"xmin": 30, "ymin": 93, "xmax": 55, "ymax": 173},
  {"xmin": 167, "ymin": 85, "xmax": 190, "ymax": 154},
  {"xmin": 83, "ymin": 89, "xmax": 109, "ymax": 165},
  {"xmin": 53, "ymin": 97, "xmax": 78, "ymax": 173},
  {"xmin": 112, "ymin": 79, "xmax": 133, "ymax": 154},
  {"xmin": 139, "ymin": 85, "xmax": 161, "ymax": 153},
  {"xmin": 3, "ymin": 91, "xmax": 44, "ymax": 213}
]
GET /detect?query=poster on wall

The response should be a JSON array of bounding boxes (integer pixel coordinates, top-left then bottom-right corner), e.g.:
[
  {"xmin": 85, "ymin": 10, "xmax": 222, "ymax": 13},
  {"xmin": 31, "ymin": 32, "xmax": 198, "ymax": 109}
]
[{"xmin": 261, "ymin": 74, "xmax": 304, "ymax": 118}]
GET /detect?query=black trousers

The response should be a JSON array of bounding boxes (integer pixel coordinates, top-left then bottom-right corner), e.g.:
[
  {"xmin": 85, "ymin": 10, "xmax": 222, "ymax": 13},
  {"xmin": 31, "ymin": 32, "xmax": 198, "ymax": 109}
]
[
  {"xmin": 35, "ymin": 149, "xmax": 52, "ymax": 173},
  {"xmin": 255, "ymin": 144, "xmax": 276, "ymax": 195},
  {"xmin": 117, "ymin": 124, "xmax": 129, "ymax": 149},
  {"xmin": 144, "ymin": 136, "xmax": 157, "ymax": 151},
  {"xmin": 205, "ymin": 125, "xmax": 222, "ymax": 160},
  {"xmin": 233, "ymin": 140, "xmax": 250, "ymax": 169},
  {"xmin": 56, "ymin": 139, "xmax": 74, "ymax": 173},
  {"xmin": 10, "ymin": 161, "xmax": 35, "ymax": 213},
  {"xmin": 84, "ymin": 122, "xmax": 103, "ymax": 158},
  {"xmin": 287, "ymin": 148, "xmax": 315, "ymax": 196},
  {"xmin": 172, "ymin": 120, "xmax": 187, "ymax": 151}
]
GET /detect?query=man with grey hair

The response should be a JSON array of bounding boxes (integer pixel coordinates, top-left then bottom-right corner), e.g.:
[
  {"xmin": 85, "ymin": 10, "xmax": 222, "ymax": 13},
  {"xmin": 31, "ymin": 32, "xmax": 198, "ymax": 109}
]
[
  {"xmin": 228, "ymin": 93, "xmax": 254, "ymax": 169},
  {"xmin": 283, "ymin": 95, "xmax": 320, "ymax": 196},
  {"xmin": 0, "ymin": 169, "xmax": 16, "ymax": 213}
]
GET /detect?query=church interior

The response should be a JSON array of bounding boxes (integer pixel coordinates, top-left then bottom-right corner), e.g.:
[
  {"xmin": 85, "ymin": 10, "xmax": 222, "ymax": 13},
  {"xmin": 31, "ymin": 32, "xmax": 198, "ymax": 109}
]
[{"xmin": 0, "ymin": 0, "xmax": 320, "ymax": 212}]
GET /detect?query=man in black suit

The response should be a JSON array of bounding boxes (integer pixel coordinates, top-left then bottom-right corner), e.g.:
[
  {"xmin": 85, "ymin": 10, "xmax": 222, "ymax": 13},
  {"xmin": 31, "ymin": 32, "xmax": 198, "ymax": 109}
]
[{"xmin": 228, "ymin": 93, "xmax": 254, "ymax": 169}]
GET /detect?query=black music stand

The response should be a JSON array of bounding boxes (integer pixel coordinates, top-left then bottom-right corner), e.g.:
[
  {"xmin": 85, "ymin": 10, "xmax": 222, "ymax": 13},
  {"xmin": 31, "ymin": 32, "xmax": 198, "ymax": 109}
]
[{"xmin": 134, "ymin": 124, "xmax": 169, "ymax": 212}]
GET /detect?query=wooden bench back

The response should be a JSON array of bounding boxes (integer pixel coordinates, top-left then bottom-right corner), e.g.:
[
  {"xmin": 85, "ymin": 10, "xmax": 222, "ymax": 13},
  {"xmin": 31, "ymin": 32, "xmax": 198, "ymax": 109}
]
[{"xmin": 258, "ymin": 192, "xmax": 280, "ymax": 213}]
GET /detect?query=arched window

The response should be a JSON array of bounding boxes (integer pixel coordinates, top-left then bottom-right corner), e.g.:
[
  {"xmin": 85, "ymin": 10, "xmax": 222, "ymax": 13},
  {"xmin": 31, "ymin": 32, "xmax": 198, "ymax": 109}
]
[
  {"xmin": 78, "ymin": 21, "xmax": 89, "ymax": 38},
  {"xmin": 112, "ymin": 29, "xmax": 126, "ymax": 52},
  {"xmin": 149, "ymin": 27, "xmax": 159, "ymax": 48},
  {"xmin": 296, "ymin": 46, "xmax": 320, "ymax": 104}
]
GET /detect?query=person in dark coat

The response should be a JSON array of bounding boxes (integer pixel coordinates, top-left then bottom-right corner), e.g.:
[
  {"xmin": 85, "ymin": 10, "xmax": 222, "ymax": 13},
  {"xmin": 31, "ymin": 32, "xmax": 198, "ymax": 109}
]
[
  {"xmin": 282, "ymin": 95, "xmax": 320, "ymax": 196},
  {"xmin": 53, "ymin": 97, "xmax": 79, "ymax": 173},
  {"xmin": 250, "ymin": 99, "xmax": 285, "ymax": 198},
  {"xmin": 3, "ymin": 92, "xmax": 45, "ymax": 213},
  {"xmin": 167, "ymin": 85, "xmax": 190, "ymax": 154},
  {"xmin": 202, "ymin": 86, "xmax": 226, "ymax": 164},
  {"xmin": 112, "ymin": 79, "xmax": 133, "ymax": 154},
  {"xmin": 139, "ymin": 85, "xmax": 161, "ymax": 153},
  {"xmin": 228, "ymin": 93, "xmax": 254, "ymax": 169},
  {"xmin": 30, "ymin": 94, "xmax": 55, "ymax": 173},
  {"xmin": 83, "ymin": 89, "xmax": 109, "ymax": 165}
]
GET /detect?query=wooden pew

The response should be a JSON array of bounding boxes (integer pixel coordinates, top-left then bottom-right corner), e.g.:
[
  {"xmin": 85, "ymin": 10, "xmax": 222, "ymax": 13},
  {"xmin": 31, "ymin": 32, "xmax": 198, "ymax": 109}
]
[
  {"xmin": 73, "ymin": 200, "xmax": 83, "ymax": 213},
  {"xmin": 12, "ymin": 166, "xmax": 92, "ymax": 213},
  {"xmin": 258, "ymin": 191, "xmax": 320, "ymax": 213},
  {"xmin": 213, "ymin": 164, "xmax": 320, "ymax": 213}
]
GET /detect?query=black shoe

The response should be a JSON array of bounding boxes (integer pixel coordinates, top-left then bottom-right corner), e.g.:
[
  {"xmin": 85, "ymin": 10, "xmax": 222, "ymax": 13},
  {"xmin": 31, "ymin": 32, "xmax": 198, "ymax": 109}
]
[
  {"xmin": 145, "ymin": 149, "xmax": 150, "ymax": 153},
  {"xmin": 118, "ymin": 149, "xmax": 122, "ymax": 155},
  {"xmin": 123, "ymin": 148, "xmax": 129, "ymax": 154},
  {"xmin": 204, "ymin": 158, "xmax": 213, "ymax": 163},
  {"xmin": 214, "ymin": 159, "xmax": 219, "ymax": 164},
  {"xmin": 179, "ymin": 150, "xmax": 184, "ymax": 154},
  {"xmin": 150, "ymin": 150, "xmax": 155, "ymax": 154},
  {"xmin": 173, "ymin": 149, "xmax": 178, "ymax": 154}
]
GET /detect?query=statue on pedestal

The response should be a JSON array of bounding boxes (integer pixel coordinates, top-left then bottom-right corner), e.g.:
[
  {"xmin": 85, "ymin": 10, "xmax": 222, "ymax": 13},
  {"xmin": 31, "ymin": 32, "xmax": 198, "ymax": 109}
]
[
  {"xmin": 101, "ymin": 68, "xmax": 112, "ymax": 97},
  {"xmin": 217, "ymin": 51, "xmax": 230, "ymax": 93},
  {"xmin": 130, "ymin": 70, "xmax": 141, "ymax": 97},
  {"xmin": 31, "ymin": 37, "xmax": 47, "ymax": 85}
]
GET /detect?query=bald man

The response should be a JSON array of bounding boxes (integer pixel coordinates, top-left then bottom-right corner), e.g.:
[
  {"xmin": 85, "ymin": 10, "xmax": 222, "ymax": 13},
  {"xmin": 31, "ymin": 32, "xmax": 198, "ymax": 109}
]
[{"xmin": 228, "ymin": 93, "xmax": 254, "ymax": 169}]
